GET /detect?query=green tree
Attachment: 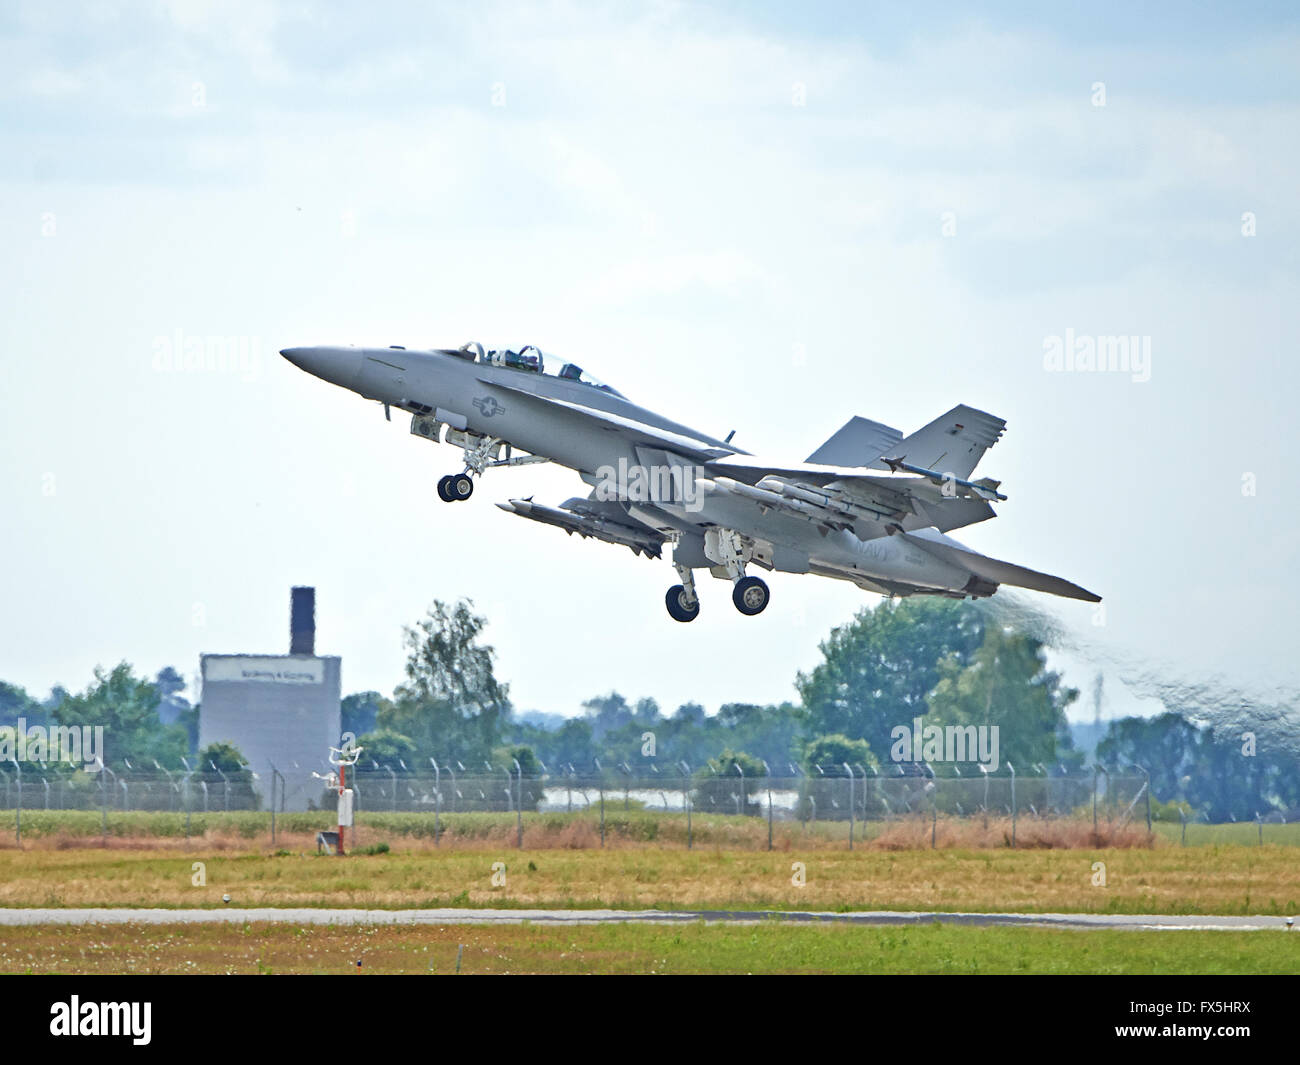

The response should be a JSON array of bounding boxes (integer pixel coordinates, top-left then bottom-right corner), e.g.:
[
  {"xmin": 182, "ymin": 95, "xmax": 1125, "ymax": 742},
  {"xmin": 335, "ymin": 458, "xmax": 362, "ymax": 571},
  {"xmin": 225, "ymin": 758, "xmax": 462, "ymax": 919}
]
[
  {"xmin": 381, "ymin": 600, "xmax": 511, "ymax": 763},
  {"xmin": 342, "ymin": 691, "xmax": 390, "ymax": 739},
  {"xmin": 796, "ymin": 598, "xmax": 988, "ymax": 758},
  {"xmin": 196, "ymin": 740, "xmax": 258, "ymax": 809},
  {"xmin": 197, "ymin": 740, "xmax": 248, "ymax": 773},
  {"xmin": 1097, "ymin": 712, "xmax": 1201, "ymax": 802},
  {"xmin": 802, "ymin": 733, "xmax": 875, "ymax": 774},
  {"xmin": 357, "ymin": 728, "xmax": 417, "ymax": 767},
  {"xmin": 694, "ymin": 748, "xmax": 766, "ymax": 814},
  {"xmin": 925, "ymin": 624, "xmax": 1079, "ymax": 773},
  {"xmin": 0, "ymin": 681, "xmax": 45, "ymax": 729},
  {"xmin": 54, "ymin": 663, "xmax": 189, "ymax": 768}
]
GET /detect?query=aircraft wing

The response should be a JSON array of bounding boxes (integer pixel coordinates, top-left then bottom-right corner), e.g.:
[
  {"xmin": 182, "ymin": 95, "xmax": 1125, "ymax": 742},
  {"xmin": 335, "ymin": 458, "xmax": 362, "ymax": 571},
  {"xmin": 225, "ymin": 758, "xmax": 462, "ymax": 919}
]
[
  {"xmin": 902, "ymin": 528, "xmax": 1102, "ymax": 602},
  {"xmin": 480, "ymin": 378, "xmax": 737, "ymax": 461},
  {"xmin": 703, "ymin": 456, "xmax": 999, "ymax": 533}
]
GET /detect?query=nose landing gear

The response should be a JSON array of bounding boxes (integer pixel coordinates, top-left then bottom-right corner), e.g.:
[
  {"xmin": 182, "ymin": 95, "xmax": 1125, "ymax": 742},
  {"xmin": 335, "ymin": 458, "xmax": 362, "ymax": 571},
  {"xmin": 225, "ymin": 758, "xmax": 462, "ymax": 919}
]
[{"xmin": 438, "ymin": 473, "xmax": 475, "ymax": 502}]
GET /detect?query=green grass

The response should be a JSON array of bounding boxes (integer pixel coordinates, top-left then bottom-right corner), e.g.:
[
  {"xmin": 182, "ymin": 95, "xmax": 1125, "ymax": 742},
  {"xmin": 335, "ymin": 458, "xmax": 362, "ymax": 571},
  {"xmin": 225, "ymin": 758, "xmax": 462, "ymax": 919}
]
[{"xmin": 0, "ymin": 921, "xmax": 1293, "ymax": 974}]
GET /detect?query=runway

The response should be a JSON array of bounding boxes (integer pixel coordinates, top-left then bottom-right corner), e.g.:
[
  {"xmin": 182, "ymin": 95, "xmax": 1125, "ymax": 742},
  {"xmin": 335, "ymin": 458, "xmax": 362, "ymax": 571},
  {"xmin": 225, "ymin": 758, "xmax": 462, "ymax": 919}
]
[{"xmin": 0, "ymin": 908, "xmax": 1290, "ymax": 931}]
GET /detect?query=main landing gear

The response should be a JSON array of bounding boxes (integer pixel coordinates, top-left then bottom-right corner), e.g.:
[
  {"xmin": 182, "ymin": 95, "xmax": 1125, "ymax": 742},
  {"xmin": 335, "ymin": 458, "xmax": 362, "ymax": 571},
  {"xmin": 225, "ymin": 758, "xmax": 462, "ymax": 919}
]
[
  {"xmin": 662, "ymin": 543, "xmax": 770, "ymax": 622},
  {"xmin": 666, "ymin": 565, "xmax": 701, "ymax": 623},
  {"xmin": 732, "ymin": 575, "xmax": 770, "ymax": 616}
]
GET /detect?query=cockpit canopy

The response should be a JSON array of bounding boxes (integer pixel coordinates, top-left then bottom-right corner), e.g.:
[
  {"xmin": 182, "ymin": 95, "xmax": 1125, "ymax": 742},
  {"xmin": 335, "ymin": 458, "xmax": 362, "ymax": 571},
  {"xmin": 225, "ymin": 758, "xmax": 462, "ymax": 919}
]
[{"xmin": 458, "ymin": 341, "xmax": 624, "ymax": 398}]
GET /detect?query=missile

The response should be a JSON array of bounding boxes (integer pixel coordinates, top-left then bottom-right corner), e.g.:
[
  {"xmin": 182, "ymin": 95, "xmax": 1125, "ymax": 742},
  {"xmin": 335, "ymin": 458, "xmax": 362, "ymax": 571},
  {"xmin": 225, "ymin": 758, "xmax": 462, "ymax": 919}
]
[
  {"xmin": 879, "ymin": 458, "xmax": 1007, "ymax": 501},
  {"xmin": 496, "ymin": 499, "xmax": 663, "ymax": 557},
  {"xmin": 701, "ymin": 477, "xmax": 854, "ymax": 530},
  {"xmin": 755, "ymin": 476, "xmax": 900, "ymax": 523}
]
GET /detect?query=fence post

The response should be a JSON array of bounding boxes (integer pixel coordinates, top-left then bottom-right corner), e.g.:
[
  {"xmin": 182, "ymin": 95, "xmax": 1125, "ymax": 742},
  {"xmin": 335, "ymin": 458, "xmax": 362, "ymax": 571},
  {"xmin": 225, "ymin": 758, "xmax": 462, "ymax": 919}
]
[
  {"xmin": 269, "ymin": 762, "xmax": 277, "ymax": 845},
  {"xmin": 679, "ymin": 765, "xmax": 692, "ymax": 851},
  {"xmin": 513, "ymin": 758, "xmax": 523, "ymax": 850},
  {"xmin": 599, "ymin": 785, "xmax": 605, "ymax": 847},
  {"xmin": 1179, "ymin": 807, "xmax": 1186, "ymax": 846},
  {"xmin": 1007, "ymin": 762, "xmax": 1016, "ymax": 848},
  {"xmin": 1092, "ymin": 764, "xmax": 1098, "ymax": 832},
  {"xmin": 767, "ymin": 788, "xmax": 773, "ymax": 851},
  {"xmin": 843, "ymin": 763, "xmax": 854, "ymax": 851},
  {"xmin": 1257, "ymin": 812, "xmax": 1263, "ymax": 845},
  {"xmin": 98, "ymin": 761, "xmax": 108, "ymax": 843},
  {"xmin": 9, "ymin": 758, "xmax": 20, "ymax": 845}
]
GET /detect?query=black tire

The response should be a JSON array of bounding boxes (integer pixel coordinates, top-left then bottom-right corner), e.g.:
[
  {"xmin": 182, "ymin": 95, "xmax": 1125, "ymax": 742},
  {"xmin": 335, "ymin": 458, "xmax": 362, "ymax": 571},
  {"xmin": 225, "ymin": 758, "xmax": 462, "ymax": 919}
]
[
  {"xmin": 436, "ymin": 475, "xmax": 454, "ymax": 502},
  {"xmin": 451, "ymin": 474, "xmax": 474, "ymax": 500},
  {"xmin": 732, "ymin": 575, "xmax": 769, "ymax": 616},
  {"xmin": 665, "ymin": 584, "xmax": 700, "ymax": 623}
]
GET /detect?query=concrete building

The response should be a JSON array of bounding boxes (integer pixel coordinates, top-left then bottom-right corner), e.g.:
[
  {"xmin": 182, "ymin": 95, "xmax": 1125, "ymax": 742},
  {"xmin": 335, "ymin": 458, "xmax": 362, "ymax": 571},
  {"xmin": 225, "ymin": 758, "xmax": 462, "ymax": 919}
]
[{"xmin": 199, "ymin": 588, "xmax": 341, "ymax": 810}]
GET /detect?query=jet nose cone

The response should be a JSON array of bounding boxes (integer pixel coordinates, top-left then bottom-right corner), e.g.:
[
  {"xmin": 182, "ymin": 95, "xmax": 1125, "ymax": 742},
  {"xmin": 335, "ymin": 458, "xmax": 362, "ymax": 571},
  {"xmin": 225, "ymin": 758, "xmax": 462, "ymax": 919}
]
[{"xmin": 280, "ymin": 346, "xmax": 363, "ymax": 390}]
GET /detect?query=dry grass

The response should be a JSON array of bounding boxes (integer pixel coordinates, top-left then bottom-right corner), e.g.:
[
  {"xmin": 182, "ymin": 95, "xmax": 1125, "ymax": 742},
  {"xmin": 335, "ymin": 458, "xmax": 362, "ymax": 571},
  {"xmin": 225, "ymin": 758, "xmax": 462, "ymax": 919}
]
[
  {"xmin": 0, "ymin": 840, "xmax": 1296, "ymax": 915},
  {"xmin": 0, "ymin": 810, "xmax": 1160, "ymax": 852}
]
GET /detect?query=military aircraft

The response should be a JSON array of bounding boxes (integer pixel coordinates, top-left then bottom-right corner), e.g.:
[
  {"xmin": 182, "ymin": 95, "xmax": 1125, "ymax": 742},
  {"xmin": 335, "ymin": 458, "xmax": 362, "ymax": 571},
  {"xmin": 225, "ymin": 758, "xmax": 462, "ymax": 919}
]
[{"xmin": 281, "ymin": 342, "xmax": 1100, "ymax": 621}]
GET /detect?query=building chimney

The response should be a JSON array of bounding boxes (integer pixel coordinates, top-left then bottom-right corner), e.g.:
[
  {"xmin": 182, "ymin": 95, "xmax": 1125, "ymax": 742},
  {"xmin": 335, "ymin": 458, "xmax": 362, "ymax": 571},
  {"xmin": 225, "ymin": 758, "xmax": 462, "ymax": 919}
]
[{"xmin": 290, "ymin": 586, "xmax": 315, "ymax": 656}]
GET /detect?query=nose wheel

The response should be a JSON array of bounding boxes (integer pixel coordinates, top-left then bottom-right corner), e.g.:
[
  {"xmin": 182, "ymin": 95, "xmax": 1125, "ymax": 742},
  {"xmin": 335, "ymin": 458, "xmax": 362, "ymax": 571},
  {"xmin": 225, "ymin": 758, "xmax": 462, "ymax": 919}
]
[{"xmin": 438, "ymin": 474, "xmax": 474, "ymax": 502}]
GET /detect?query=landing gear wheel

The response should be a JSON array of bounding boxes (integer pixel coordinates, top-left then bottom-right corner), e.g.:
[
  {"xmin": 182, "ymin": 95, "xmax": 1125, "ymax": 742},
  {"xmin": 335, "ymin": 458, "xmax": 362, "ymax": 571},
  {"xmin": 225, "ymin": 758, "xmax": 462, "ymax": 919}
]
[
  {"xmin": 451, "ymin": 474, "xmax": 474, "ymax": 500},
  {"xmin": 732, "ymin": 575, "xmax": 769, "ymax": 616},
  {"xmin": 436, "ymin": 475, "xmax": 455, "ymax": 502},
  {"xmin": 665, "ymin": 585, "xmax": 700, "ymax": 623}
]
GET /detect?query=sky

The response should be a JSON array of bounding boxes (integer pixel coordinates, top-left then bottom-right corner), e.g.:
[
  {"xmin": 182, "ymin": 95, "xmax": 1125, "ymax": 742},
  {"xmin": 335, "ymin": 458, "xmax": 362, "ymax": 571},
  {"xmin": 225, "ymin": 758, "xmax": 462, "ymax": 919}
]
[{"xmin": 2, "ymin": 1, "xmax": 1297, "ymax": 726}]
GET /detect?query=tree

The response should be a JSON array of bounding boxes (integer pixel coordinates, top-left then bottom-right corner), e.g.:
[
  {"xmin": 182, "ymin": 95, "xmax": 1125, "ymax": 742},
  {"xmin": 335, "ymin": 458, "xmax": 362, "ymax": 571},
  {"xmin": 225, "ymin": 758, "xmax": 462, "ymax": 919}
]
[
  {"xmin": 802, "ymin": 733, "xmax": 875, "ymax": 774},
  {"xmin": 799, "ymin": 733, "xmax": 877, "ymax": 820},
  {"xmin": 694, "ymin": 748, "xmax": 767, "ymax": 815},
  {"xmin": 1097, "ymin": 712, "xmax": 1201, "ymax": 801},
  {"xmin": 357, "ymin": 728, "xmax": 417, "ymax": 767},
  {"xmin": 925, "ymin": 624, "xmax": 1079, "ymax": 773},
  {"xmin": 796, "ymin": 598, "xmax": 988, "ymax": 758},
  {"xmin": 0, "ymin": 681, "xmax": 44, "ymax": 729},
  {"xmin": 342, "ymin": 691, "xmax": 390, "ymax": 739},
  {"xmin": 54, "ymin": 663, "xmax": 189, "ymax": 768},
  {"xmin": 381, "ymin": 600, "xmax": 511, "ymax": 763},
  {"xmin": 582, "ymin": 692, "xmax": 635, "ymax": 742},
  {"xmin": 196, "ymin": 740, "xmax": 259, "ymax": 809},
  {"xmin": 197, "ymin": 740, "xmax": 248, "ymax": 773}
]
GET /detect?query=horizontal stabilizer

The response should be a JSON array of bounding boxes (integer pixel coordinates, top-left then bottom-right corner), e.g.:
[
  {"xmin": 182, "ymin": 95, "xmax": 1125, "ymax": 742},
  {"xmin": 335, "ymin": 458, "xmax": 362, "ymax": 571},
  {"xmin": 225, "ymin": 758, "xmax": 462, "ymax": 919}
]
[
  {"xmin": 806, "ymin": 416, "xmax": 903, "ymax": 467},
  {"xmin": 903, "ymin": 529, "xmax": 1101, "ymax": 603},
  {"xmin": 881, "ymin": 405, "xmax": 1006, "ymax": 480}
]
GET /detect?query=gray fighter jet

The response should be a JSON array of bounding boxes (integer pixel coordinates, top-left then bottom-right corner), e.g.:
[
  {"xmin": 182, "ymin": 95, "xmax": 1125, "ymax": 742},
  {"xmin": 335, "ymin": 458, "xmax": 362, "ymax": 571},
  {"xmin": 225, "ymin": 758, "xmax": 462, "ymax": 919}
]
[{"xmin": 282, "ymin": 342, "xmax": 1100, "ymax": 621}]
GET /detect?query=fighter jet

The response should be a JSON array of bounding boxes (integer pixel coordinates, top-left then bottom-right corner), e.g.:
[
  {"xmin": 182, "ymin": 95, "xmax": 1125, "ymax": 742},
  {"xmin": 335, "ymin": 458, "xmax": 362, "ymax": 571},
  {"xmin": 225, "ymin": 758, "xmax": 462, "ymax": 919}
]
[{"xmin": 281, "ymin": 342, "xmax": 1100, "ymax": 621}]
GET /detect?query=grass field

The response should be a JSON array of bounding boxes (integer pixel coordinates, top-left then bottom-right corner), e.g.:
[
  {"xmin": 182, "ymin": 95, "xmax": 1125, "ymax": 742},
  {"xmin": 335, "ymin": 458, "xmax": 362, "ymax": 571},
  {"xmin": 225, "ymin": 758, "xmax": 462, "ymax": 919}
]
[
  {"xmin": 4, "ymin": 811, "xmax": 1294, "ymax": 975},
  {"xmin": 0, "ymin": 921, "xmax": 1293, "ymax": 974},
  {"xmin": 1, "ymin": 841, "xmax": 1296, "ymax": 914}
]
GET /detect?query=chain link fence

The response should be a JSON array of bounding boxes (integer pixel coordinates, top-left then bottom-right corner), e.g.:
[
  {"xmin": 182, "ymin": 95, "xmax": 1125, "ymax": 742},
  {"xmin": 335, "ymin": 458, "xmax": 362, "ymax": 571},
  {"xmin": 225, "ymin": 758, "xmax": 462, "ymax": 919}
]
[{"xmin": 0, "ymin": 764, "xmax": 1293, "ymax": 846}]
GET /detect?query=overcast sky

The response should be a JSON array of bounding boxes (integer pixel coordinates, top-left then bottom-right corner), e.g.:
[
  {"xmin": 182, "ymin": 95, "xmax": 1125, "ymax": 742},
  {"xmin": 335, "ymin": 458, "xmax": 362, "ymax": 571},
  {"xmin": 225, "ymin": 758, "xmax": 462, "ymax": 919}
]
[{"xmin": 2, "ymin": 1, "xmax": 1297, "ymax": 726}]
